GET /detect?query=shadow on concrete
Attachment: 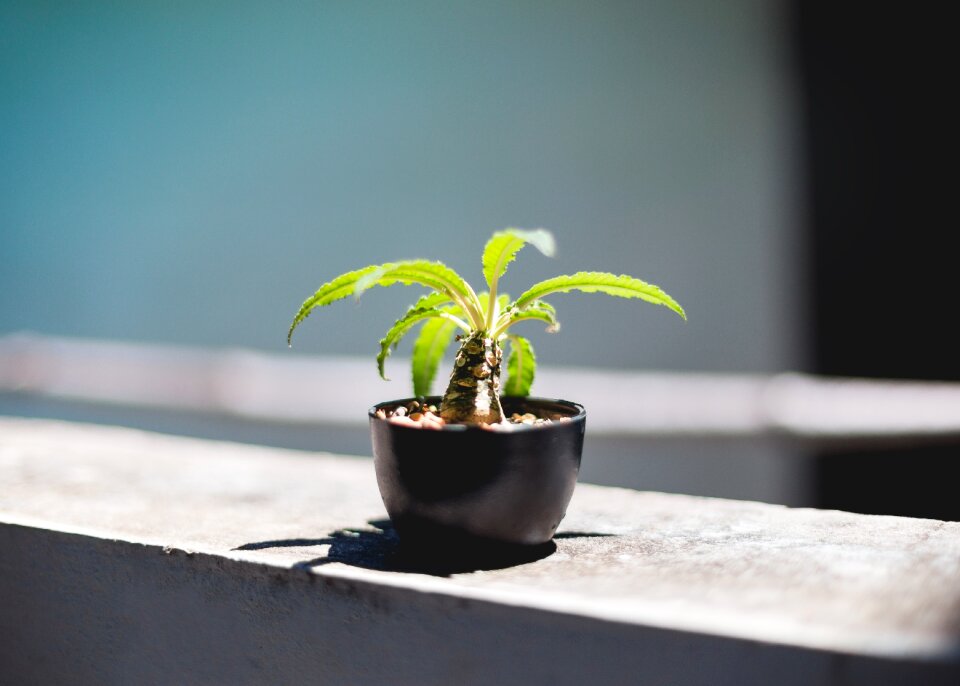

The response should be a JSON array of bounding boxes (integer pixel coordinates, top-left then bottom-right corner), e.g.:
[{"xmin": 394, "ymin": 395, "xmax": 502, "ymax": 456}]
[{"xmin": 235, "ymin": 520, "xmax": 612, "ymax": 577}]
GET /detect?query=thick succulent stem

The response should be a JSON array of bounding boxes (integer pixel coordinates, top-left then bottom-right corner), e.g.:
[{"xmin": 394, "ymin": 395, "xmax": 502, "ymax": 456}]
[{"xmin": 439, "ymin": 331, "xmax": 503, "ymax": 424}]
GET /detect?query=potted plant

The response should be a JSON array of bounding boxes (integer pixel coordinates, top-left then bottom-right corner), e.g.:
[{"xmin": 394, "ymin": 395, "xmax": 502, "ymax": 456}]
[{"xmin": 288, "ymin": 229, "xmax": 684, "ymax": 552}]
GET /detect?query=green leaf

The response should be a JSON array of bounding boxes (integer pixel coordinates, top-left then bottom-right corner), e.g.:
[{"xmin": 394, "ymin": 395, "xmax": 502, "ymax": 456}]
[
  {"xmin": 479, "ymin": 292, "xmax": 512, "ymax": 328},
  {"xmin": 503, "ymin": 335, "xmax": 536, "ymax": 397},
  {"xmin": 496, "ymin": 293, "xmax": 511, "ymax": 324},
  {"xmin": 376, "ymin": 299, "xmax": 468, "ymax": 380},
  {"xmin": 494, "ymin": 300, "xmax": 560, "ymax": 337},
  {"xmin": 513, "ymin": 271, "xmax": 686, "ymax": 320},
  {"xmin": 409, "ymin": 291, "xmax": 453, "ymax": 312},
  {"xmin": 482, "ymin": 228, "xmax": 556, "ymax": 290},
  {"xmin": 356, "ymin": 260, "xmax": 484, "ymax": 328},
  {"xmin": 411, "ymin": 316, "xmax": 459, "ymax": 396},
  {"xmin": 287, "ymin": 264, "xmax": 384, "ymax": 346},
  {"xmin": 476, "ymin": 290, "xmax": 491, "ymax": 319}
]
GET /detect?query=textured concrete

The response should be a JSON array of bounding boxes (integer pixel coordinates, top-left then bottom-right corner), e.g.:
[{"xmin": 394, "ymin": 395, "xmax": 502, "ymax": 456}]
[{"xmin": 2, "ymin": 417, "xmax": 960, "ymax": 685}]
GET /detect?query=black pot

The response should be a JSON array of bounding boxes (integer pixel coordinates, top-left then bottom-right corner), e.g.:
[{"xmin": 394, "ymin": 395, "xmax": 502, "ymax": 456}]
[{"xmin": 369, "ymin": 396, "xmax": 586, "ymax": 550}]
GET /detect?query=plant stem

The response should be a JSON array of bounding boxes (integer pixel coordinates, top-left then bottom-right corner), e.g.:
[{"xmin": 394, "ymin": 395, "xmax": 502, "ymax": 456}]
[
  {"xmin": 438, "ymin": 311, "xmax": 472, "ymax": 333},
  {"xmin": 438, "ymin": 331, "xmax": 503, "ymax": 424},
  {"xmin": 484, "ymin": 284, "xmax": 498, "ymax": 332},
  {"xmin": 460, "ymin": 280, "xmax": 486, "ymax": 330}
]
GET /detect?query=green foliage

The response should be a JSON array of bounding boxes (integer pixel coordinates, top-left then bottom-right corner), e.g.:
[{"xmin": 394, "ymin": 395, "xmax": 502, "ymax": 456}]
[
  {"xmin": 492, "ymin": 300, "xmax": 559, "ymax": 338},
  {"xmin": 482, "ymin": 228, "xmax": 556, "ymax": 290},
  {"xmin": 503, "ymin": 335, "xmax": 536, "ymax": 396},
  {"xmin": 288, "ymin": 228, "xmax": 685, "ymax": 405},
  {"xmin": 513, "ymin": 271, "xmax": 686, "ymax": 320},
  {"xmin": 355, "ymin": 260, "xmax": 484, "ymax": 327},
  {"xmin": 376, "ymin": 294, "xmax": 468, "ymax": 380},
  {"xmin": 411, "ymin": 317, "xmax": 459, "ymax": 396},
  {"xmin": 481, "ymin": 229, "xmax": 555, "ymax": 330},
  {"xmin": 288, "ymin": 265, "xmax": 384, "ymax": 346}
]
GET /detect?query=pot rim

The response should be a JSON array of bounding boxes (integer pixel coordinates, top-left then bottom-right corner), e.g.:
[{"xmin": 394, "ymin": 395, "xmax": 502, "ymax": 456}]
[{"xmin": 369, "ymin": 395, "xmax": 586, "ymax": 433}]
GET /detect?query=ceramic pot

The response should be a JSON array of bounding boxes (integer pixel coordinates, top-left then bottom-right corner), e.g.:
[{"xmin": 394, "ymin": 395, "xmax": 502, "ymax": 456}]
[{"xmin": 369, "ymin": 396, "xmax": 586, "ymax": 549}]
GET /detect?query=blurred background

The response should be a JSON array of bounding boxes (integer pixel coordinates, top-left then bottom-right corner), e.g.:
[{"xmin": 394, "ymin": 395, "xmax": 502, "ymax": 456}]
[{"xmin": 2, "ymin": 2, "xmax": 954, "ymax": 517}]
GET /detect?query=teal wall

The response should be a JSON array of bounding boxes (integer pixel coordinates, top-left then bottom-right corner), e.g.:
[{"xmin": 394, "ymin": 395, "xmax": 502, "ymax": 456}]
[{"xmin": 1, "ymin": 1, "xmax": 801, "ymax": 372}]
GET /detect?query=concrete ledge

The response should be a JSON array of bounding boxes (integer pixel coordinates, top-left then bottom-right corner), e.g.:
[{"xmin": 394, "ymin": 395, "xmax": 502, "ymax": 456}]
[
  {"xmin": 2, "ymin": 418, "xmax": 960, "ymax": 685},
  {"xmin": 6, "ymin": 333, "xmax": 960, "ymax": 443}
]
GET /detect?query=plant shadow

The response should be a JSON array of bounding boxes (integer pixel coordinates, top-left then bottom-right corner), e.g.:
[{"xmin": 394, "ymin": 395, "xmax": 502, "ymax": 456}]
[{"xmin": 235, "ymin": 520, "xmax": 613, "ymax": 577}]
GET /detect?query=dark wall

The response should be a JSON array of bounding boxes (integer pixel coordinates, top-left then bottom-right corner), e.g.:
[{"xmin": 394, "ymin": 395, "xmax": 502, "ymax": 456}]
[
  {"xmin": 795, "ymin": 4, "xmax": 958, "ymax": 519},
  {"xmin": 797, "ymin": 4, "xmax": 954, "ymax": 382}
]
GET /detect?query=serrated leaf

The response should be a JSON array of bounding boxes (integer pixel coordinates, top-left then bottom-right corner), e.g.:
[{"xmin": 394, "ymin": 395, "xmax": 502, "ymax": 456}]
[
  {"xmin": 503, "ymin": 335, "xmax": 536, "ymax": 397},
  {"xmin": 356, "ymin": 260, "xmax": 483, "ymax": 328},
  {"xmin": 411, "ymin": 316, "xmax": 459, "ymax": 396},
  {"xmin": 376, "ymin": 300, "xmax": 468, "ymax": 380},
  {"xmin": 288, "ymin": 264, "xmax": 385, "ymax": 346},
  {"xmin": 495, "ymin": 300, "xmax": 560, "ymax": 336},
  {"xmin": 513, "ymin": 271, "xmax": 686, "ymax": 319},
  {"xmin": 409, "ymin": 291, "xmax": 453, "ymax": 312},
  {"xmin": 482, "ymin": 228, "xmax": 556, "ymax": 290}
]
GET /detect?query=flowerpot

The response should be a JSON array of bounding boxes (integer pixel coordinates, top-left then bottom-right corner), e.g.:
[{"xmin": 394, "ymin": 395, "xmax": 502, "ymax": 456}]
[{"xmin": 369, "ymin": 396, "xmax": 586, "ymax": 551}]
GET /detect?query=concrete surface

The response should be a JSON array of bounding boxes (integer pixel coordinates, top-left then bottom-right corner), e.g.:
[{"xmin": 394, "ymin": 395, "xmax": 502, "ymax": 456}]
[
  {"xmin": 2, "ymin": 417, "xmax": 959, "ymax": 685},
  {"xmin": 6, "ymin": 334, "xmax": 960, "ymax": 442},
  {"xmin": 13, "ymin": 332, "xmax": 960, "ymax": 509}
]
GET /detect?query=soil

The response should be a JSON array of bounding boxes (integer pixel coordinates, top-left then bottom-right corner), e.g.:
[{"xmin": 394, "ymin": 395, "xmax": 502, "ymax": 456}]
[{"xmin": 375, "ymin": 400, "xmax": 572, "ymax": 431}]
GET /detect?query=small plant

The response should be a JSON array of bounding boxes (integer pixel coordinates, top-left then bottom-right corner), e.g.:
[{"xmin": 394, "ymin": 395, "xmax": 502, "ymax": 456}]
[{"xmin": 288, "ymin": 228, "xmax": 685, "ymax": 425}]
